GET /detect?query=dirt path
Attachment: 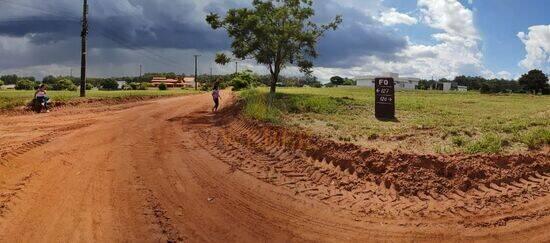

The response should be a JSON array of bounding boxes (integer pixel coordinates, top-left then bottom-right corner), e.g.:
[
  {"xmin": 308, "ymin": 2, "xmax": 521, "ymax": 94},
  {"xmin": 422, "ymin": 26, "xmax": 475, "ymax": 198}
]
[{"xmin": 0, "ymin": 92, "xmax": 548, "ymax": 242}]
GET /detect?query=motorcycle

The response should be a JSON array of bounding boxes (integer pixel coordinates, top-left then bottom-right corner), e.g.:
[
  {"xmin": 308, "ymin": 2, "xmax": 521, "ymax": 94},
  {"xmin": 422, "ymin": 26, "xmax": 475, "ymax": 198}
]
[{"xmin": 32, "ymin": 97, "xmax": 49, "ymax": 113}]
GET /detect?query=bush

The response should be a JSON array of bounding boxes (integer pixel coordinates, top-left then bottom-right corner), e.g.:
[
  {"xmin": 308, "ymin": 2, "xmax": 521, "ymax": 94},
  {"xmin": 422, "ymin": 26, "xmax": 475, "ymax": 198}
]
[
  {"xmin": 86, "ymin": 83, "xmax": 94, "ymax": 90},
  {"xmin": 15, "ymin": 79, "xmax": 36, "ymax": 90},
  {"xmin": 466, "ymin": 134, "xmax": 503, "ymax": 154},
  {"xmin": 129, "ymin": 82, "xmax": 148, "ymax": 90},
  {"xmin": 521, "ymin": 128, "xmax": 550, "ymax": 149},
  {"xmin": 52, "ymin": 79, "xmax": 77, "ymax": 91},
  {"xmin": 231, "ymin": 70, "xmax": 259, "ymax": 91},
  {"xmin": 0, "ymin": 80, "xmax": 4, "ymax": 87},
  {"xmin": 480, "ymin": 83, "xmax": 491, "ymax": 94},
  {"xmin": 100, "ymin": 79, "xmax": 119, "ymax": 90},
  {"xmin": 158, "ymin": 83, "xmax": 167, "ymax": 90}
]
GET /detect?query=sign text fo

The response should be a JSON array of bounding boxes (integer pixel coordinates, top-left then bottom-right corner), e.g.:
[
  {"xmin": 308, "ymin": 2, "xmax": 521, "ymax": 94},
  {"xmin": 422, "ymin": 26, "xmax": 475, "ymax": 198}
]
[{"xmin": 375, "ymin": 77, "xmax": 395, "ymax": 119}]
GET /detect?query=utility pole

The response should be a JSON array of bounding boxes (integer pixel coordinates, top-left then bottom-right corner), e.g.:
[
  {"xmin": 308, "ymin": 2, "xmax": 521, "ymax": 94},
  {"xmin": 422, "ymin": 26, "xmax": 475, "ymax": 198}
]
[
  {"xmin": 235, "ymin": 61, "xmax": 238, "ymax": 74},
  {"xmin": 139, "ymin": 64, "xmax": 142, "ymax": 78},
  {"xmin": 70, "ymin": 68, "xmax": 73, "ymax": 77},
  {"xmin": 194, "ymin": 55, "xmax": 200, "ymax": 90},
  {"xmin": 80, "ymin": 0, "xmax": 88, "ymax": 97}
]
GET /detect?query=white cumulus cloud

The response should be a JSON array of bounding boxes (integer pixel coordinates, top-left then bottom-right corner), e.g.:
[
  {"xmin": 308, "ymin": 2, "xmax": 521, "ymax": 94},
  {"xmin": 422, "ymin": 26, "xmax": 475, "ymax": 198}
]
[
  {"xmin": 313, "ymin": 0, "xmax": 495, "ymax": 80},
  {"xmin": 517, "ymin": 25, "xmax": 550, "ymax": 72},
  {"xmin": 378, "ymin": 8, "xmax": 417, "ymax": 26}
]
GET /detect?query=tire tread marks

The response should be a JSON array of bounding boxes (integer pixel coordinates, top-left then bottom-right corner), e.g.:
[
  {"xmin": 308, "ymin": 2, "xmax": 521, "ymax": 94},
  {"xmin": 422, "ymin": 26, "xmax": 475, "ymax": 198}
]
[{"xmin": 196, "ymin": 118, "xmax": 550, "ymax": 226}]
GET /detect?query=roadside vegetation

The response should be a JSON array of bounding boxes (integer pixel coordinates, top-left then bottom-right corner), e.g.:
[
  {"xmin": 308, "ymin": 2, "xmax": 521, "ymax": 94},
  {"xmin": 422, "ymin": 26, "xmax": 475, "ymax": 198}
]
[
  {"xmin": 240, "ymin": 87, "xmax": 550, "ymax": 154},
  {"xmin": 0, "ymin": 89, "xmax": 199, "ymax": 110}
]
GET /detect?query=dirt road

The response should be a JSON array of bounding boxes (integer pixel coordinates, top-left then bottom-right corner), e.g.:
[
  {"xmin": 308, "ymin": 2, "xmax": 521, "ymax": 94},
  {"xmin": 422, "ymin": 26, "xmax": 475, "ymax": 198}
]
[{"xmin": 0, "ymin": 92, "xmax": 549, "ymax": 242}]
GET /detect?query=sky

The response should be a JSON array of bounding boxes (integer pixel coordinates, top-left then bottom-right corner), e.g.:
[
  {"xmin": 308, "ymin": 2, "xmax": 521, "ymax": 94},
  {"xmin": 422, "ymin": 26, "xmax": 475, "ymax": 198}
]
[{"xmin": 0, "ymin": 0, "xmax": 548, "ymax": 81}]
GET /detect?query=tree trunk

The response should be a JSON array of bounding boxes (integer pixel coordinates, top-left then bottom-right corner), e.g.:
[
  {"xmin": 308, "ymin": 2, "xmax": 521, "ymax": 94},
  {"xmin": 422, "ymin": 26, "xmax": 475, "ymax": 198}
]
[
  {"xmin": 268, "ymin": 73, "xmax": 278, "ymax": 106},
  {"xmin": 270, "ymin": 73, "xmax": 278, "ymax": 95}
]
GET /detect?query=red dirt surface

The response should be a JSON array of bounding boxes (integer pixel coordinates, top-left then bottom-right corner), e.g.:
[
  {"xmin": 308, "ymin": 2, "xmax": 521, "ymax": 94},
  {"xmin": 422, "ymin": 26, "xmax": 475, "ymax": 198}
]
[{"xmin": 0, "ymin": 91, "xmax": 549, "ymax": 242}]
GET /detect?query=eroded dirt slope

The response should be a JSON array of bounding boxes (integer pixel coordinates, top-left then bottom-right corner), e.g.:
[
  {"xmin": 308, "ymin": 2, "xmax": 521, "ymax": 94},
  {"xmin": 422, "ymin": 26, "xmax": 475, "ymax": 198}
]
[{"xmin": 0, "ymin": 92, "xmax": 548, "ymax": 242}]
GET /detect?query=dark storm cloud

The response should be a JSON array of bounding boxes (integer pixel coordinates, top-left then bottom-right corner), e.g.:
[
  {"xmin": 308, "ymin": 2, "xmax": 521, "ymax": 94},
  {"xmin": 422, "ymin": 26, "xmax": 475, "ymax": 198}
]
[{"xmin": 0, "ymin": 0, "xmax": 407, "ymax": 73}]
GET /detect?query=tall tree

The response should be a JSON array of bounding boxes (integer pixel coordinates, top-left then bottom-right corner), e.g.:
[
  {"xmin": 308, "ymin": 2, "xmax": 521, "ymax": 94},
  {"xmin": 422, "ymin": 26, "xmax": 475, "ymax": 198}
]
[
  {"xmin": 330, "ymin": 76, "xmax": 344, "ymax": 85},
  {"xmin": 0, "ymin": 74, "xmax": 18, "ymax": 85},
  {"xmin": 206, "ymin": 0, "xmax": 341, "ymax": 96},
  {"xmin": 519, "ymin": 69, "xmax": 549, "ymax": 94}
]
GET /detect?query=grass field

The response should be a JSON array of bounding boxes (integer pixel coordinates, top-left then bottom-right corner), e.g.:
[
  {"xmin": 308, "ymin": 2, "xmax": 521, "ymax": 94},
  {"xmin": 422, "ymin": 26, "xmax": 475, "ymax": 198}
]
[
  {"xmin": 0, "ymin": 89, "xmax": 200, "ymax": 110},
  {"xmin": 240, "ymin": 87, "xmax": 550, "ymax": 154}
]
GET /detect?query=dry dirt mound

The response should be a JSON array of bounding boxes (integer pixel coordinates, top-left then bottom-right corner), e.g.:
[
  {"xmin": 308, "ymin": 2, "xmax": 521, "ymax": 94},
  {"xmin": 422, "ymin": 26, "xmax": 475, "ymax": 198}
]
[{"xmin": 194, "ymin": 105, "xmax": 550, "ymax": 227}]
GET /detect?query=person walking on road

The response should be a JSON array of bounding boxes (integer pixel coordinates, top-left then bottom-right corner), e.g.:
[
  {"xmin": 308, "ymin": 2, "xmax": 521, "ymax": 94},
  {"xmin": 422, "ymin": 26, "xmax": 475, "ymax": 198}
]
[{"xmin": 212, "ymin": 84, "xmax": 221, "ymax": 112}]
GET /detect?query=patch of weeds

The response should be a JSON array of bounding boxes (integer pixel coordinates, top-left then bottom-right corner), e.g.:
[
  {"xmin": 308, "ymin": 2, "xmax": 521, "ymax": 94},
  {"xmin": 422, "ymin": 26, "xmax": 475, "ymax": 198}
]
[
  {"xmin": 327, "ymin": 123, "xmax": 340, "ymax": 130},
  {"xmin": 434, "ymin": 144, "xmax": 453, "ymax": 154},
  {"xmin": 367, "ymin": 132, "xmax": 379, "ymax": 140},
  {"xmin": 338, "ymin": 136, "xmax": 352, "ymax": 142},
  {"xmin": 521, "ymin": 128, "xmax": 550, "ymax": 149},
  {"xmin": 466, "ymin": 133, "xmax": 503, "ymax": 154},
  {"xmin": 241, "ymin": 89, "xmax": 282, "ymax": 123},
  {"xmin": 451, "ymin": 135, "xmax": 468, "ymax": 147}
]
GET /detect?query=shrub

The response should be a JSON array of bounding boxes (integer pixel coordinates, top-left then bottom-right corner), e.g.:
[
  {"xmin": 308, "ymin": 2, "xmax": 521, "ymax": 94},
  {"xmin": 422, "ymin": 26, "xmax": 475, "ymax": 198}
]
[
  {"xmin": 158, "ymin": 83, "xmax": 167, "ymax": 90},
  {"xmin": 466, "ymin": 133, "xmax": 503, "ymax": 154},
  {"xmin": 521, "ymin": 128, "xmax": 550, "ymax": 149},
  {"xmin": 129, "ymin": 82, "xmax": 148, "ymax": 90},
  {"xmin": 0, "ymin": 80, "xmax": 4, "ymax": 87},
  {"xmin": 231, "ymin": 70, "xmax": 259, "ymax": 91},
  {"xmin": 480, "ymin": 83, "xmax": 491, "ymax": 94},
  {"xmin": 86, "ymin": 83, "xmax": 94, "ymax": 90},
  {"xmin": 53, "ymin": 79, "xmax": 77, "ymax": 91},
  {"xmin": 100, "ymin": 79, "xmax": 119, "ymax": 90},
  {"xmin": 15, "ymin": 79, "xmax": 36, "ymax": 90}
]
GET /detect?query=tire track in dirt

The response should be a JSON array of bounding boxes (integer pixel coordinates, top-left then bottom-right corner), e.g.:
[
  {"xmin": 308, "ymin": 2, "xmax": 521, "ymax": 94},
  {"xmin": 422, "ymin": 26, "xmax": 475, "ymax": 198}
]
[
  {"xmin": 194, "ymin": 113, "xmax": 550, "ymax": 228},
  {"xmin": 134, "ymin": 175, "xmax": 186, "ymax": 243},
  {"xmin": 0, "ymin": 123, "xmax": 93, "ymax": 166},
  {"xmin": 0, "ymin": 172, "xmax": 39, "ymax": 217}
]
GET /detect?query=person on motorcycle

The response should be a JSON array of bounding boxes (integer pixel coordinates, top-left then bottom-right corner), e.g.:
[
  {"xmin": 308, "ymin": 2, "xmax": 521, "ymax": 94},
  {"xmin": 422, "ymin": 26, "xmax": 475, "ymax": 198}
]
[{"xmin": 34, "ymin": 84, "xmax": 50, "ymax": 113}]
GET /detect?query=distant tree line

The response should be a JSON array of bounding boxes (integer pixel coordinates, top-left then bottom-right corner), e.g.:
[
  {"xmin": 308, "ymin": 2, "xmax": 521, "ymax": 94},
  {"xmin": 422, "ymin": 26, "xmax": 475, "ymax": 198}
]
[
  {"xmin": 418, "ymin": 69, "xmax": 549, "ymax": 95},
  {"xmin": 328, "ymin": 76, "xmax": 356, "ymax": 86}
]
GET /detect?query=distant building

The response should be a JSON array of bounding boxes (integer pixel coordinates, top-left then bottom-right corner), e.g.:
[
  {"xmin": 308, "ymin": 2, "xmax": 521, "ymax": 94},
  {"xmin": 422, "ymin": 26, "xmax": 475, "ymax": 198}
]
[
  {"xmin": 0, "ymin": 84, "xmax": 16, "ymax": 89},
  {"xmin": 457, "ymin": 86, "xmax": 468, "ymax": 92},
  {"xmin": 116, "ymin": 81, "xmax": 126, "ymax": 90},
  {"xmin": 355, "ymin": 73, "xmax": 420, "ymax": 90},
  {"xmin": 150, "ymin": 77, "xmax": 195, "ymax": 88},
  {"xmin": 442, "ymin": 82, "xmax": 452, "ymax": 91}
]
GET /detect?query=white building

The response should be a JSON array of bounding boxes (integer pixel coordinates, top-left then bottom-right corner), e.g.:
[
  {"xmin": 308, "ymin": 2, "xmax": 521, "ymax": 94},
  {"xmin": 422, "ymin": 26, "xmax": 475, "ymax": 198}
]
[
  {"xmin": 442, "ymin": 82, "xmax": 452, "ymax": 91},
  {"xmin": 116, "ymin": 81, "xmax": 126, "ymax": 89},
  {"xmin": 355, "ymin": 73, "xmax": 420, "ymax": 90}
]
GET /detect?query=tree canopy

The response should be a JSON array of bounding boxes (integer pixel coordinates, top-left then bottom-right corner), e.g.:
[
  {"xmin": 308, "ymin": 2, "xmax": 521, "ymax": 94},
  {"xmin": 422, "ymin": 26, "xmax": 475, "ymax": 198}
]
[
  {"xmin": 206, "ymin": 0, "xmax": 342, "ymax": 95},
  {"xmin": 519, "ymin": 69, "xmax": 549, "ymax": 94}
]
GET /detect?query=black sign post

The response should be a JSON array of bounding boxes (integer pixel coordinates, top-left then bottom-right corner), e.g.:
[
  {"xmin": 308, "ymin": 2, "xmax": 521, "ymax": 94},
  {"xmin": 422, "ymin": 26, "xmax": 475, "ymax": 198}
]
[{"xmin": 375, "ymin": 77, "xmax": 395, "ymax": 120}]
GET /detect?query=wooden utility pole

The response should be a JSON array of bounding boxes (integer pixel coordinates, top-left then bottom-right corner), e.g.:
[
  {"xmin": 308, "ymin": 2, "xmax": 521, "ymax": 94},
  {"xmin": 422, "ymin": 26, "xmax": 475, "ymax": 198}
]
[
  {"xmin": 139, "ymin": 64, "xmax": 142, "ymax": 78},
  {"xmin": 194, "ymin": 55, "xmax": 200, "ymax": 90},
  {"xmin": 80, "ymin": 0, "xmax": 88, "ymax": 97},
  {"xmin": 235, "ymin": 61, "xmax": 238, "ymax": 74}
]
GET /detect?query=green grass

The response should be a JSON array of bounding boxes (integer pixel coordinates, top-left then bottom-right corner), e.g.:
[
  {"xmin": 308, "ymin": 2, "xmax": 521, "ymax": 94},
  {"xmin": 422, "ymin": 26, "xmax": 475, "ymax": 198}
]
[
  {"xmin": 0, "ymin": 89, "xmax": 200, "ymax": 110},
  {"xmin": 239, "ymin": 87, "xmax": 550, "ymax": 154}
]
